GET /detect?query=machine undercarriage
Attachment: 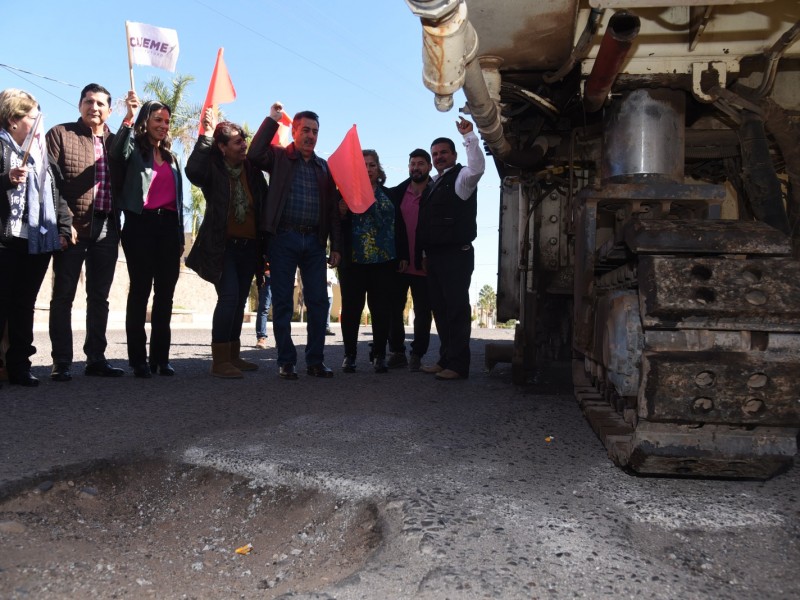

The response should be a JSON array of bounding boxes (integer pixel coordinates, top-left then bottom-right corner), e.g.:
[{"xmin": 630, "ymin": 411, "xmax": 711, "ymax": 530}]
[{"xmin": 406, "ymin": 0, "xmax": 800, "ymax": 477}]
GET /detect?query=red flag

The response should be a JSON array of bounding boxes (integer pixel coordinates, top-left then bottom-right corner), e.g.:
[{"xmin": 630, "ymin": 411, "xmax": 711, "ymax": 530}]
[
  {"xmin": 327, "ymin": 125, "xmax": 374, "ymax": 214},
  {"xmin": 271, "ymin": 112, "xmax": 292, "ymax": 147},
  {"xmin": 199, "ymin": 48, "xmax": 236, "ymax": 135}
]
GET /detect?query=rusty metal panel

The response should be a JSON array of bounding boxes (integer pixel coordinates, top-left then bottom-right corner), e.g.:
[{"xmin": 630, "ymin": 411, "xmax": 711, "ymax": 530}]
[
  {"xmin": 538, "ymin": 188, "xmax": 565, "ymax": 271},
  {"xmin": 582, "ymin": 4, "xmax": 800, "ymax": 77},
  {"xmin": 640, "ymin": 350, "xmax": 800, "ymax": 426},
  {"xmin": 604, "ymin": 291, "xmax": 643, "ymax": 396},
  {"xmin": 627, "ymin": 421, "xmax": 798, "ymax": 478},
  {"xmin": 465, "ymin": 0, "xmax": 578, "ymax": 71},
  {"xmin": 497, "ymin": 178, "xmax": 522, "ymax": 322},
  {"xmin": 625, "ymin": 219, "xmax": 792, "ymax": 255},
  {"xmin": 590, "ymin": 0, "xmax": 772, "ymax": 7},
  {"xmin": 638, "ymin": 256, "xmax": 800, "ymax": 330},
  {"xmin": 582, "ymin": 182, "xmax": 726, "ymax": 202}
]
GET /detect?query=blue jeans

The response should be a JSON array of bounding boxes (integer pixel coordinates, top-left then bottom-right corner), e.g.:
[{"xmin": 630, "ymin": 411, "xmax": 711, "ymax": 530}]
[
  {"xmin": 212, "ymin": 239, "xmax": 258, "ymax": 343},
  {"xmin": 269, "ymin": 230, "xmax": 328, "ymax": 367},
  {"xmin": 255, "ymin": 276, "xmax": 272, "ymax": 339}
]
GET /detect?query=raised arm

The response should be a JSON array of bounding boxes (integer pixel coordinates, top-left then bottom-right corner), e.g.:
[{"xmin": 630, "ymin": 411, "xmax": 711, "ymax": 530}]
[
  {"xmin": 454, "ymin": 117, "xmax": 485, "ymax": 200},
  {"xmin": 246, "ymin": 102, "xmax": 284, "ymax": 173},
  {"xmin": 185, "ymin": 108, "xmax": 216, "ymax": 187}
]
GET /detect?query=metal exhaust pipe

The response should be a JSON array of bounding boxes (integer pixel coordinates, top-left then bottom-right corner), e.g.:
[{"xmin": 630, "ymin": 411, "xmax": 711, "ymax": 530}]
[{"xmin": 583, "ymin": 11, "xmax": 641, "ymax": 113}]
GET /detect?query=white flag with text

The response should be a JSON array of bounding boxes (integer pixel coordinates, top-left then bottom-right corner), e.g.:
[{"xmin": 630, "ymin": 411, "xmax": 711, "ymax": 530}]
[{"xmin": 126, "ymin": 21, "xmax": 179, "ymax": 72}]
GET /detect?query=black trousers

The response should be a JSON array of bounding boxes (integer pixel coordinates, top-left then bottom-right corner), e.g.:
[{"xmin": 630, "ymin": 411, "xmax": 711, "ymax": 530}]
[
  {"xmin": 0, "ymin": 238, "xmax": 51, "ymax": 375},
  {"xmin": 49, "ymin": 213, "xmax": 119, "ymax": 365},
  {"xmin": 426, "ymin": 244, "xmax": 474, "ymax": 377},
  {"xmin": 121, "ymin": 210, "xmax": 181, "ymax": 367},
  {"xmin": 339, "ymin": 261, "xmax": 394, "ymax": 359},
  {"xmin": 387, "ymin": 271, "xmax": 432, "ymax": 358}
]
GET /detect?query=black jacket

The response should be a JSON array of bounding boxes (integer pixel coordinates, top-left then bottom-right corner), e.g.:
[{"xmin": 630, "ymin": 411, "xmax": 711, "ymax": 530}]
[{"xmin": 184, "ymin": 136, "xmax": 269, "ymax": 284}]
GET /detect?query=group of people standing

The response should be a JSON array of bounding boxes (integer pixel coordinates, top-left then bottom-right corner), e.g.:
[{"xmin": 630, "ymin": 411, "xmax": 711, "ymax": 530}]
[
  {"xmin": 338, "ymin": 115, "xmax": 485, "ymax": 381},
  {"xmin": 1, "ymin": 84, "xmax": 186, "ymax": 387},
  {"xmin": 0, "ymin": 84, "xmax": 484, "ymax": 388}
]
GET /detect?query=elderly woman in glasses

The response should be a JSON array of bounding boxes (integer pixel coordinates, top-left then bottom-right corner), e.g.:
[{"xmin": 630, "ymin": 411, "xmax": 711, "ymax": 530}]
[
  {"xmin": 109, "ymin": 91, "xmax": 184, "ymax": 378},
  {"xmin": 0, "ymin": 88, "xmax": 72, "ymax": 386}
]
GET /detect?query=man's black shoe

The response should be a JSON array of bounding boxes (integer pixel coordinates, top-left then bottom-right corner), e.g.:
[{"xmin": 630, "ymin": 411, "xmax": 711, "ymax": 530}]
[
  {"xmin": 132, "ymin": 364, "xmax": 152, "ymax": 379},
  {"xmin": 373, "ymin": 357, "xmax": 388, "ymax": 374},
  {"xmin": 85, "ymin": 360, "xmax": 125, "ymax": 377},
  {"xmin": 325, "ymin": 328, "xmax": 335, "ymax": 336},
  {"xmin": 307, "ymin": 363, "xmax": 334, "ymax": 378},
  {"xmin": 387, "ymin": 352, "xmax": 408, "ymax": 369},
  {"xmin": 9, "ymin": 371, "xmax": 39, "ymax": 387},
  {"xmin": 150, "ymin": 362, "xmax": 175, "ymax": 376},
  {"xmin": 51, "ymin": 363, "xmax": 72, "ymax": 382},
  {"xmin": 341, "ymin": 355, "xmax": 356, "ymax": 373},
  {"xmin": 279, "ymin": 364, "xmax": 299, "ymax": 380}
]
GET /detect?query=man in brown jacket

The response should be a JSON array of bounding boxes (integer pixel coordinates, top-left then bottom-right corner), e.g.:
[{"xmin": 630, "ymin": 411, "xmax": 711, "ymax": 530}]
[
  {"xmin": 246, "ymin": 102, "xmax": 341, "ymax": 380},
  {"xmin": 45, "ymin": 83, "xmax": 124, "ymax": 381}
]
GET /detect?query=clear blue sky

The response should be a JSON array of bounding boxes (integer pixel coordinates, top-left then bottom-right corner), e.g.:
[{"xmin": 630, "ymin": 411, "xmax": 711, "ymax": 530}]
[{"xmin": 0, "ymin": 0, "xmax": 501, "ymax": 302}]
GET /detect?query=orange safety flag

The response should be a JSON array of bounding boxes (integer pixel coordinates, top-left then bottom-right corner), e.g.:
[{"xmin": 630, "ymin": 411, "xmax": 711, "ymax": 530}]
[
  {"xmin": 199, "ymin": 48, "xmax": 236, "ymax": 136},
  {"xmin": 327, "ymin": 125, "xmax": 374, "ymax": 214},
  {"xmin": 271, "ymin": 112, "xmax": 292, "ymax": 147}
]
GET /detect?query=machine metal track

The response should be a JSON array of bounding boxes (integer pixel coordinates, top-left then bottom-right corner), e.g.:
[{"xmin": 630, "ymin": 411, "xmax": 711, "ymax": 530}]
[{"xmin": 573, "ymin": 359, "xmax": 799, "ymax": 479}]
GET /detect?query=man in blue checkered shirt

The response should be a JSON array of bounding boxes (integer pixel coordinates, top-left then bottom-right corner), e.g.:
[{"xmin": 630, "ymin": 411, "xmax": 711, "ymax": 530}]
[{"xmin": 247, "ymin": 103, "xmax": 342, "ymax": 380}]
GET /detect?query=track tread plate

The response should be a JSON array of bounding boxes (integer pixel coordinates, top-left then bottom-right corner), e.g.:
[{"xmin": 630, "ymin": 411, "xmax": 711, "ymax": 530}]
[{"xmin": 574, "ymin": 358, "xmax": 797, "ymax": 478}]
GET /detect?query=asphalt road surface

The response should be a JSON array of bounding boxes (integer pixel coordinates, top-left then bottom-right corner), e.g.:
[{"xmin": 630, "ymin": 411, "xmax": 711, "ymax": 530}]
[{"xmin": 1, "ymin": 325, "xmax": 798, "ymax": 599}]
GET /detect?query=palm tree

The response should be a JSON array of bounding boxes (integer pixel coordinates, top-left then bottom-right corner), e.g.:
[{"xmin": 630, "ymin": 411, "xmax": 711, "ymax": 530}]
[
  {"xmin": 477, "ymin": 284, "xmax": 497, "ymax": 328},
  {"xmin": 188, "ymin": 185, "xmax": 205, "ymax": 237},
  {"xmin": 142, "ymin": 74, "xmax": 202, "ymax": 154},
  {"xmin": 141, "ymin": 75, "xmax": 204, "ymax": 237}
]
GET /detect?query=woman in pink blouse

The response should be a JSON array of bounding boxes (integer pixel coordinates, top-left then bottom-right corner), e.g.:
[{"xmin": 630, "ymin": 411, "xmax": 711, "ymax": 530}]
[{"xmin": 110, "ymin": 93, "xmax": 184, "ymax": 378}]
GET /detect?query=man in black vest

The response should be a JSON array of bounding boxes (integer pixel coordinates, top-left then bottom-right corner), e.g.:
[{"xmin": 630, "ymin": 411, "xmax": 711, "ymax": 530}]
[{"xmin": 416, "ymin": 117, "xmax": 485, "ymax": 380}]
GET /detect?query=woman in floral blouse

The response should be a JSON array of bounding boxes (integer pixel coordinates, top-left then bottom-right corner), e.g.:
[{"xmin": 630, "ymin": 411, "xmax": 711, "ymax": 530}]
[{"xmin": 338, "ymin": 149, "xmax": 407, "ymax": 373}]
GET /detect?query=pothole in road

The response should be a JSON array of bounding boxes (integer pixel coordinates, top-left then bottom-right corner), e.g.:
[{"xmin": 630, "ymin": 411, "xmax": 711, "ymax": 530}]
[{"xmin": 0, "ymin": 459, "xmax": 382, "ymax": 598}]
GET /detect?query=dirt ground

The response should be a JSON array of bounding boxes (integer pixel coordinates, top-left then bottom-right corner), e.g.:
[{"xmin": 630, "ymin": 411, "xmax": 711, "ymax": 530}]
[{"xmin": 0, "ymin": 460, "xmax": 382, "ymax": 599}]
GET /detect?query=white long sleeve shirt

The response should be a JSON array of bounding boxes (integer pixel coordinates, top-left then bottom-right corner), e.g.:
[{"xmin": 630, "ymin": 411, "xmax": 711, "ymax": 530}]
[{"xmin": 431, "ymin": 131, "xmax": 486, "ymax": 200}]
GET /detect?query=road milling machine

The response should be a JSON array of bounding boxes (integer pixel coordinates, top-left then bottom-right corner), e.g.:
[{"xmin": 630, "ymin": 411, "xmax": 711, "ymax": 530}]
[{"xmin": 405, "ymin": 0, "xmax": 800, "ymax": 478}]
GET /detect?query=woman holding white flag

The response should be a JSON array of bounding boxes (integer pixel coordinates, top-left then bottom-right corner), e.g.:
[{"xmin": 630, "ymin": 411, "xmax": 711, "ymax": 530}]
[
  {"xmin": 110, "ymin": 93, "xmax": 184, "ymax": 379},
  {"xmin": 0, "ymin": 89, "xmax": 72, "ymax": 386}
]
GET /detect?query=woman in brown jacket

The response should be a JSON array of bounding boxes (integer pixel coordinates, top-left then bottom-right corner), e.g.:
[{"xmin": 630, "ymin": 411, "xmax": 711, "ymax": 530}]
[{"xmin": 185, "ymin": 109, "xmax": 268, "ymax": 378}]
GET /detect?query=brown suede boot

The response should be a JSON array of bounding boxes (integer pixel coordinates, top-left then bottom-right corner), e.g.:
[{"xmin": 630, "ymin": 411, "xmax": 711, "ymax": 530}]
[
  {"xmin": 230, "ymin": 340, "xmax": 258, "ymax": 371},
  {"xmin": 210, "ymin": 342, "xmax": 243, "ymax": 379}
]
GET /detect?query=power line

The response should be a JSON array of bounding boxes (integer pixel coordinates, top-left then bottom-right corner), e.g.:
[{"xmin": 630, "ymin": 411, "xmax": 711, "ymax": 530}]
[
  {"xmin": 0, "ymin": 65, "xmax": 77, "ymax": 109},
  {"xmin": 192, "ymin": 0, "xmax": 396, "ymax": 107},
  {"xmin": 0, "ymin": 63, "xmax": 80, "ymax": 88}
]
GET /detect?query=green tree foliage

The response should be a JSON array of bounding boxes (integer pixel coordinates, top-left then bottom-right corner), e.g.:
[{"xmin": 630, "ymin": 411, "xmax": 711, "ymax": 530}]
[
  {"xmin": 189, "ymin": 185, "xmax": 205, "ymax": 237},
  {"xmin": 142, "ymin": 74, "xmax": 202, "ymax": 154},
  {"xmin": 478, "ymin": 284, "xmax": 496, "ymax": 313},
  {"xmin": 477, "ymin": 284, "xmax": 497, "ymax": 327}
]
